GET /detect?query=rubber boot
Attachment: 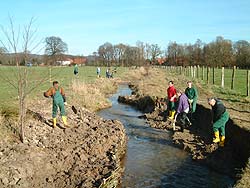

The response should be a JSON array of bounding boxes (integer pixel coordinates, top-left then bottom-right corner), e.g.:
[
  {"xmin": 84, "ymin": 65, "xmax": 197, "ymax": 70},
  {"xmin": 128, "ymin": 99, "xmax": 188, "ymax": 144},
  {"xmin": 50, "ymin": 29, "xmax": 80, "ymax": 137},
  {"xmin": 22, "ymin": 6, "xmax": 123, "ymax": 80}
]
[
  {"xmin": 213, "ymin": 131, "xmax": 220, "ymax": 143},
  {"xmin": 219, "ymin": 136, "xmax": 225, "ymax": 147},
  {"xmin": 168, "ymin": 110, "xmax": 172, "ymax": 117},
  {"xmin": 53, "ymin": 118, "xmax": 57, "ymax": 128},
  {"xmin": 62, "ymin": 116, "xmax": 69, "ymax": 127},
  {"xmin": 169, "ymin": 111, "xmax": 175, "ymax": 120},
  {"xmin": 169, "ymin": 111, "xmax": 175, "ymax": 119}
]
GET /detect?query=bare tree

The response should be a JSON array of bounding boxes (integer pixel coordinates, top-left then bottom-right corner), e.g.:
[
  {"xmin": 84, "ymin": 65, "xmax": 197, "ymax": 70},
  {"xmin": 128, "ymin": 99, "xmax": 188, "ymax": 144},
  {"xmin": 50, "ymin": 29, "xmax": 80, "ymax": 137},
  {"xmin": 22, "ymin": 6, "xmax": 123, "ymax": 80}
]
[
  {"xmin": 44, "ymin": 36, "xmax": 68, "ymax": 65},
  {"xmin": 0, "ymin": 47, "xmax": 8, "ymax": 64},
  {"xmin": 0, "ymin": 17, "xmax": 47, "ymax": 142},
  {"xmin": 98, "ymin": 42, "xmax": 114, "ymax": 66},
  {"xmin": 113, "ymin": 43, "xmax": 126, "ymax": 66},
  {"xmin": 150, "ymin": 44, "xmax": 162, "ymax": 63},
  {"xmin": 233, "ymin": 40, "xmax": 250, "ymax": 68},
  {"xmin": 136, "ymin": 41, "xmax": 145, "ymax": 66}
]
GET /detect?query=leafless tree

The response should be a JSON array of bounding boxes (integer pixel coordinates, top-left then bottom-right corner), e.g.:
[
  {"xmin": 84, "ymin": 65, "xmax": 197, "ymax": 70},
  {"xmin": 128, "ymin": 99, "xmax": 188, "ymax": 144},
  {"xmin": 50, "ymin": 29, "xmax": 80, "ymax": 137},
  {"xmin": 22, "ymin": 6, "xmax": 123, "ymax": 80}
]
[
  {"xmin": 136, "ymin": 41, "xmax": 145, "ymax": 66},
  {"xmin": 233, "ymin": 40, "xmax": 250, "ymax": 68},
  {"xmin": 98, "ymin": 42, "xmax": 114, "ymax": 66},
  {"xmin": 150, "ymin": 44, "xmax": 162, "ymax": 63},
  {"xmin": 113, "ymin": 43, "xmax": 126, "ymax": 66},
  {"xmin": 44, "ymin": 36, "xmax": 68, "ymax": 65},
  {"xmin": 0, "ymin": 17, "xmax": 47, "ymax": 142}
]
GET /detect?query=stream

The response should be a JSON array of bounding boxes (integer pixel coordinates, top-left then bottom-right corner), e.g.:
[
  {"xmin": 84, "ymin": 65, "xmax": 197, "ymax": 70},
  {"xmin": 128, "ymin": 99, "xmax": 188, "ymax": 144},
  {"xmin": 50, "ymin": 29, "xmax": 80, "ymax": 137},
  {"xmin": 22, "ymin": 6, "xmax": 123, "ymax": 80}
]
[{"xmin": 97, "ymin": 85, "xmax": 234, "ymax": 188}]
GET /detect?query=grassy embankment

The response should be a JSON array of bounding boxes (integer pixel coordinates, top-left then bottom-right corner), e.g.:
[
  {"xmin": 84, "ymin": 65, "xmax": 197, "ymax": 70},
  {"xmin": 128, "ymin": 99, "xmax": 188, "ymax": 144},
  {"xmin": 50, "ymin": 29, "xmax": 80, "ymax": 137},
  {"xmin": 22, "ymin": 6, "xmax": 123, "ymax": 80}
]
[{"xmin": 0, "ymin": 66, "xmax": 128, "ymax": 141}]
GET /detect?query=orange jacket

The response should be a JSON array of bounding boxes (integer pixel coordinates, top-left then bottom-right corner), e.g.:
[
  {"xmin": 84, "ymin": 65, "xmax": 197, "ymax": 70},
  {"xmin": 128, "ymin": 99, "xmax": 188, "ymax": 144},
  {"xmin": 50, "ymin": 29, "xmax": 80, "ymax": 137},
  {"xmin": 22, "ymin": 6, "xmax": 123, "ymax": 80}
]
[{"xmin": 44, "ymin": 87, "xmax": 65, "ymax": 98}]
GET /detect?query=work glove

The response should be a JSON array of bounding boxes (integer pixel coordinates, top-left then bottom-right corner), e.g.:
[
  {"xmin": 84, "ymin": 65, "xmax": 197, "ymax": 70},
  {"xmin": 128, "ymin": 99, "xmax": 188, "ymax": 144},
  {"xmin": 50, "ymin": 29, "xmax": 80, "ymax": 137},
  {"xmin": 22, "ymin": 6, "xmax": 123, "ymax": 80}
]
[
  {"xmin": 43, "ymin": 92, "xmax": 49, "ymax": 98},
  {"xmin": 170, "ymin": 96, "xmax": 175, "ymax": 101},
  {"xmin": 188, "ymin": 99, "xmax": 193, "ymax": 104},
  {"xmin": 64, "ymin": 102, "xmax": 68, "ymax": 106}
]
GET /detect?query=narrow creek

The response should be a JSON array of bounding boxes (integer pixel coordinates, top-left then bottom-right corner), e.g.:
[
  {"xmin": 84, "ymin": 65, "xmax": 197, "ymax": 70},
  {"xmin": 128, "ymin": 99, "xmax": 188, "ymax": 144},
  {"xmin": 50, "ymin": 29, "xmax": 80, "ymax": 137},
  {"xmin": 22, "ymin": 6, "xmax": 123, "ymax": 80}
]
[{"xmin": 98, "ymin": 85, "xmax": 235, "ymax": 188}]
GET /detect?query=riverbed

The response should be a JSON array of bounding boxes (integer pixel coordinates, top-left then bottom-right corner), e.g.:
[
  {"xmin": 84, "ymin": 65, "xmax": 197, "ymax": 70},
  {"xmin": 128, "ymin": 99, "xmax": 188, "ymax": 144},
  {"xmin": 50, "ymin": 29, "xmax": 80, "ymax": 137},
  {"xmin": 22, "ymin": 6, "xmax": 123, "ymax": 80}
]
[{"xmin": 98, "ymin": 85, "xmax": 234, "ymax": 188}]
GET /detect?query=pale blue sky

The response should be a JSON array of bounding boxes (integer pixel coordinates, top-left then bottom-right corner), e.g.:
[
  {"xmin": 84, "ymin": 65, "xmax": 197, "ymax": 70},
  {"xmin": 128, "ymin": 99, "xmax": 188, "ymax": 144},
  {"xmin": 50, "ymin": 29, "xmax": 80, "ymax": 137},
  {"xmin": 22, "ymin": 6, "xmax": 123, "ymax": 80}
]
[{"xmin": 1, "ymin": 0, "xmax": 250, "ymax": 55}]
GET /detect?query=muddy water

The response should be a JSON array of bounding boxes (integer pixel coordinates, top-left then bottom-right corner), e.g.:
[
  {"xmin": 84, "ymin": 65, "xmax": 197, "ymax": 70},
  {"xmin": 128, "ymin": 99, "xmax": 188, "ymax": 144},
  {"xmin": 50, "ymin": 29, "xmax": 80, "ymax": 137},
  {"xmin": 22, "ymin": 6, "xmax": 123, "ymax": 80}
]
[{"xmin": 98, "ymin": 85, "xmax": 234, "ymax": 188}]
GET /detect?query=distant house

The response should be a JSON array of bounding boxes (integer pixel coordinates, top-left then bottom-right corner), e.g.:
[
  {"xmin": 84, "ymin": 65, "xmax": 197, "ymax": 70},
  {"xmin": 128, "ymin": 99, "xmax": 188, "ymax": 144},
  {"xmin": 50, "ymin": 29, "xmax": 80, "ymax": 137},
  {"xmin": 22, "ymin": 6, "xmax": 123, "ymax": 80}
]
[
  {"xmin": 57, "ymin": 58, "xmax": 73, "ymax": 66},
  {"xmin": 157, "ymin": 57, "xmax": 167, "ymax": 65},
  {"xmin": 72, "ymin": 57, "xmax": 87, "ymax": 65}
]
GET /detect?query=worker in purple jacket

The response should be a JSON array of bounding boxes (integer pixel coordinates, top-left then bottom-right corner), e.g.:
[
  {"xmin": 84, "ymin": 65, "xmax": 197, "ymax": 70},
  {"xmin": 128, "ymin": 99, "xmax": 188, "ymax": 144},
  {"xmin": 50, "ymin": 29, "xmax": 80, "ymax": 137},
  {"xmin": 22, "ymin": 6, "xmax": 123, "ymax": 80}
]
[{"xmin": 174, "ymin": 90, "xmax": 192, "ymax": 132}]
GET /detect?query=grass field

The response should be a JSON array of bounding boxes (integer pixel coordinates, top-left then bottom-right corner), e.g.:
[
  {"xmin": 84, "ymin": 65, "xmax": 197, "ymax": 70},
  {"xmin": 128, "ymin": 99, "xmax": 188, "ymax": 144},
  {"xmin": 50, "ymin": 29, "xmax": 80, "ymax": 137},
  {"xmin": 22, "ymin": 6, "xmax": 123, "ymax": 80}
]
[
  {"xmin": 166, "ymin": 66, "xmax": 249, "ymax": 97},
  {"xmin": 198, "ymin": 67, "xmax": 248, "ymax": 95},
  {"xmin": 0, "ymin": 66, "xmax": 128, "ymax": 114}
]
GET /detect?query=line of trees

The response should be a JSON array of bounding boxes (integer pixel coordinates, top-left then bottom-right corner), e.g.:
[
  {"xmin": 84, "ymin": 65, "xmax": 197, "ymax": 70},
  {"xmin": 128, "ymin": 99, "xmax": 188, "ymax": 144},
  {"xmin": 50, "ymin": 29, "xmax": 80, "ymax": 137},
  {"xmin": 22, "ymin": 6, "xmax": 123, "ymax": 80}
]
[
  {"xmin": 89, "ymin": 36, "xmax": 250, "ymax": 68},
  {"xmin": 88, "ymin": 41, "xmax": 162, "ymax": 67},
  {"xmin": 1, "ymin": 35, "xmax": 250, "ymax": 68},
  {"xmin": 166, "ymin": 36, "xmax": 250, "ymax": 68},
  {"xmin": 0, "ymin": 36, "xmax": 68, "ymax": 66}
]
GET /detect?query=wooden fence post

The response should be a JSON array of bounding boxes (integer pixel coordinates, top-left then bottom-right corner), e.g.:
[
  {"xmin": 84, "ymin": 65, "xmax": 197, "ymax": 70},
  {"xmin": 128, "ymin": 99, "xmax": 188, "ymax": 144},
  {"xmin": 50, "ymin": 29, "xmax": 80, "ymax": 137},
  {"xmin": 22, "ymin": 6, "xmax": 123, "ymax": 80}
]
[
  {"xmin": 231, "ymin": 66, "xmax": 236, "ymax": 90},
  {"xmin": 202, "ymin": 66, "xmax": 204, "ymax": 80},
  {"xmin": 212, "ymin": 67, "xmax": 215, "ymax": 84},
  {"xmin": 247, "ymin": 70, "xmax": 250, "ymax": 96},
  {"xmin": 197, "ymin": 65, "xmax": 199, "ymax": 79},
  {"xmin": 221, "ymin": 67, "xmax": 224, "ymax": 88},
  {"xmin": 193, "ymin": 66, "xmax": 196, "ymax": 78},
  {"xmin": 207, "ymin": 66, "xmax": 210, "ymax": 84}
]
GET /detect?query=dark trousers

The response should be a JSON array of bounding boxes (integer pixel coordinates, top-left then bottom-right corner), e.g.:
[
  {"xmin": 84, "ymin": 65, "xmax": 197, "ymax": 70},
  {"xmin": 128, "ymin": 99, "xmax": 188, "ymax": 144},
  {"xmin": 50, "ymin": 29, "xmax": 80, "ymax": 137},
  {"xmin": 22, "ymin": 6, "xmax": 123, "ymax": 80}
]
[{"xmin": 177, "ymin": 112, "xmax": 191, "ymax": 132}]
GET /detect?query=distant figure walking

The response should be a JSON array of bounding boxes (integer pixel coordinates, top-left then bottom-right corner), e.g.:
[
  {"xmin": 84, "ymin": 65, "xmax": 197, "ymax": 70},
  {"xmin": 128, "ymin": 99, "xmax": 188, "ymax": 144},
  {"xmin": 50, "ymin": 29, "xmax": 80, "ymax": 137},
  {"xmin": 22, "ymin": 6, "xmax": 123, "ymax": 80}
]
[
  {"xmin": 106, "ymin": 68, "xmax": 111, "ymax": 78},
  {"xmin": 74, "ymin": 64, "xmax": 79, "ymax": 75},
  {"xmin": 97, "ymin": 67, "xmax": 101, "ymax": 78}
]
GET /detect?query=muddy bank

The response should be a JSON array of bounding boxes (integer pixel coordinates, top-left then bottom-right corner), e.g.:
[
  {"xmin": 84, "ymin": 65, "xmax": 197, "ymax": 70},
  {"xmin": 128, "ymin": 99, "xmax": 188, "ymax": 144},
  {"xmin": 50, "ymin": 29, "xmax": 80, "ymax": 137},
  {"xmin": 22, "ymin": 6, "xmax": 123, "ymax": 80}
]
[
  {"xmin": 118, "ymin": 84, "xmax": 250, "ymax": 184},
  {"xmin": 0, "ymin": 103, "xmax": 127, "ymax": 188}
]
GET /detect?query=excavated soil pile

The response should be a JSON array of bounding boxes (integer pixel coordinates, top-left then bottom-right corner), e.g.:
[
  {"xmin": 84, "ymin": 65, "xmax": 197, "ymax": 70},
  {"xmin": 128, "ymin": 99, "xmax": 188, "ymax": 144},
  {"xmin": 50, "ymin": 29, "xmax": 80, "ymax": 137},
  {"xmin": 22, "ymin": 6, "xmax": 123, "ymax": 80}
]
[{"xmin": 0, "ymin": 102, "xmax": 127, "ymax": 188}]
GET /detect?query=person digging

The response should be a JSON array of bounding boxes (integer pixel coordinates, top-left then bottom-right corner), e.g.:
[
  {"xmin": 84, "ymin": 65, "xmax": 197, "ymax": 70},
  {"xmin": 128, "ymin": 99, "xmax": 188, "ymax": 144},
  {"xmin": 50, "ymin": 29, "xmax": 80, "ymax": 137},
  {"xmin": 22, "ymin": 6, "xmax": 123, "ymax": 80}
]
[
  {"xmin": 208, "ymin": 97, "xmax": 229, "ymax": 147},
  {"xmin": 44, "ymin": 81, "xmax": 69, "ymax": 128},
  {"xmin": 173, "ymin": 90, "xmax": 192, "ymax": 132}
]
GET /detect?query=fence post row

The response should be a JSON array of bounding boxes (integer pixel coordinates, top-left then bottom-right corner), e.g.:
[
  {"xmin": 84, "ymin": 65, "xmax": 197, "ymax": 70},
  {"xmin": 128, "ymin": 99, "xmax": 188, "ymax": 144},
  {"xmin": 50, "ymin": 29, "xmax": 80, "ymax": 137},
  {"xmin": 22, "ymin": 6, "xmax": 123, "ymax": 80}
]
[{"xmin": 160, "ymin": 65, "xmax": 248, "ymax": 97}]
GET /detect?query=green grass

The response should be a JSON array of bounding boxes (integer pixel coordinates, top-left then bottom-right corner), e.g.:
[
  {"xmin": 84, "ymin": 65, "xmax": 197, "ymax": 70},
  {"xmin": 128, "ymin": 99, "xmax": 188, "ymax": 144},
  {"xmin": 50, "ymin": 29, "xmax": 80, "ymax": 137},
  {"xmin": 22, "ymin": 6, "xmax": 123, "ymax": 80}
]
[
  {"xmin": 182, "ymin": 67, "xmax": 249, "ymax": 97},
  {"xmin": 0, "ymin": 66, "xmax": 128, "ymax": 113}
]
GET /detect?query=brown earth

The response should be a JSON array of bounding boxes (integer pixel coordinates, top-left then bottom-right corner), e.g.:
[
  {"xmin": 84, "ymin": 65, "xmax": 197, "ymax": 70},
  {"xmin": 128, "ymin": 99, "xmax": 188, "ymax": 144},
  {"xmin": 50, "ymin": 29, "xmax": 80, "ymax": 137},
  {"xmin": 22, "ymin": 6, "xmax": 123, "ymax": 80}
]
[{"xmin": 0, "ymin": 99, "xmax": 127, "ymax": 188}]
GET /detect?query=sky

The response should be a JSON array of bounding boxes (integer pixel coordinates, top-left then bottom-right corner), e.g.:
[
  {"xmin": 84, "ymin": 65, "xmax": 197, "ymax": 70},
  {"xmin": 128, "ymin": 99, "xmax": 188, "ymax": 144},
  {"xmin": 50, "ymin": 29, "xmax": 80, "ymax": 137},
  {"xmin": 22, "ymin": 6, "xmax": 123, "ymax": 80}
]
[{"xmin": 1, "ymin": 0, "xmax": 250, "ymax": 55}]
